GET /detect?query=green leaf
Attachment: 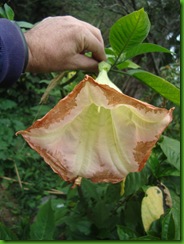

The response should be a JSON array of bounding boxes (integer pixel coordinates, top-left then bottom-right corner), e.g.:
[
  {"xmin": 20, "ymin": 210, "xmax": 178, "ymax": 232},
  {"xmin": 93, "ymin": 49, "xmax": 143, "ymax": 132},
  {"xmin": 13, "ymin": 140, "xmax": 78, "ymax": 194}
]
[
  {"xmin": 124, "ymin": 165, "xmax": 150, "ymax": 196},
  {"xmin": 117, "ymin": 60, "xmax": 140, "ymax": 70},
  {"xmin": 0, "ymin": 7, "xmax": 6, "ymax": 18},
  {"xmin": 105, "ymin": 183, "xmax": 121, "ymax": 203},
  {"xmin": 92, "ymin": 200, "xmax": 111, "ymax": 228},
  {"xmin": 127, "ymin": 69, "xmax": 180, "ymax": 106},
  {"xmin": 124, "ymin": 198, "xmax": 143, "ymax": 231},
  {"xmin": 13, "ymin": 119, "xmax": 25, "ymax": 131},
  {"xmin": 124, "ymin": 43, "xmax": 171, "ymax": 61},
  {"xmin": 162, "ymin": 177, "xmax": 180, "ymax": 196},
  {"xmin": 170, "ymin": 191, "xmax": 180, "ymax": 240},
  {"xmin": 4, "ymin": 3, "xmax": 14, "ymax": 20},
  {"xmin": 132, "ymin": 235, "xmax": 160, "ymax": 240},
  {"xmin": 0, "ymin": 222, "xmax": 18, "ymax": 240},
  {"xmin": 0, "ymin": 99, "xmax": 17, "ymax": 110},
  {"xmin": 158, "ymin": 165, "xmax": 180, "ymax": 177},
  {"xmin": 109, "ymin": 8, "xmax": 150, "ymax": 55},
  {"xmin": 75, "ymin": 219, "xmax": 92, "ymax": 235},
  {"xmin": 117, "ymin": 225, "xmax": 138, "ymax": 240},
  {"xmin": 161, "ymin": 210, "xmax": 175, "ymax": 240},
  {"xmin": 62, "ymin": 216, "xmax": 92, "ymax": 236},
  {"xmin": 147, "ymin": 153, "xmax": 160, "ymax": 178},
  {"xmin": 147, "ymin": 217, "xmax": 162, "ymax": 237},
  {"xmin": 158, "ymin": 136, "xmax": 180, "ymax": 170},
  {"xmin": 80, "ymin": 178, "xmax": 100, "ymax": 202},
  {"xmin": 30, "ymin": 200, "xmax": 55, "ymax": 240},
  {"xmin": 16, "ymin": 21, "xmax": 34, "ymax": 29},
  {"xmin": 52, "ymin": 199, "xmax": 68, "ymax": 226}
]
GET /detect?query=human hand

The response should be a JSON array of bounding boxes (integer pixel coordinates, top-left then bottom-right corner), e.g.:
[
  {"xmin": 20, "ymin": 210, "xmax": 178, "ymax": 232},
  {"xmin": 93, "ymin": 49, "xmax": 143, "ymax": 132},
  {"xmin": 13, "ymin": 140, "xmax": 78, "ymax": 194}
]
[{"xmin": 24, "ymin": 16, "xmax": 106, "ymax": 73}]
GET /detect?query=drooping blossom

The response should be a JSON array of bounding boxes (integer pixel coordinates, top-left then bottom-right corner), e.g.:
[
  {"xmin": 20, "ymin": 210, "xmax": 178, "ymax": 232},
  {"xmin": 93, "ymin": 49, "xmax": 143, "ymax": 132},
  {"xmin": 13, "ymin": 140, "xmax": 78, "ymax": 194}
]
[{"xmin": 16, "ymin": 71, "xmax": 174, "ymax": 184}]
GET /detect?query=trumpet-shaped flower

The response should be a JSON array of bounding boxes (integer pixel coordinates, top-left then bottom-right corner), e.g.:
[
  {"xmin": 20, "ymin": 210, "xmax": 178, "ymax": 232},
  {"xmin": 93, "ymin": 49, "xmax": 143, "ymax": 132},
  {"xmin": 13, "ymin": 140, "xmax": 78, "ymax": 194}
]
[{"xmin": 16, "ymin": 64, "xmax": 174, "ymax": 184}]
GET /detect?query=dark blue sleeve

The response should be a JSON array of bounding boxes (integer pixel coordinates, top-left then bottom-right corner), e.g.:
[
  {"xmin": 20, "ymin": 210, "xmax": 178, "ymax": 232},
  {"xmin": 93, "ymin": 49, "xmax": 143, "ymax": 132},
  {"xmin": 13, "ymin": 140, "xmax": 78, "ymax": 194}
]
[{"xmin": 0, "ymin": 18, "xmax": 28, "ymax": 87}]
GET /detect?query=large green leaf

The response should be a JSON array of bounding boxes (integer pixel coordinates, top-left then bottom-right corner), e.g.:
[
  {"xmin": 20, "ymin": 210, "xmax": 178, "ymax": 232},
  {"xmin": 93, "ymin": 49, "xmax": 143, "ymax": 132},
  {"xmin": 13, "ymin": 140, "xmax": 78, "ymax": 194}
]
[
  {"xmin": 92, "ymin": 200, "xmax": 112, "ymax": 228},
  {"xmin": 116, "ymin": 60, "xmax": 140, "ymax": 70},
  {"xmin": 158, "ymin": 136, "xmax": 180, "ymax": 170},
  {"xmin": 161, "ymin": 210, "xmax": 175, "ymax": 240},
  {"xmin": 132, "ymin": 235, "xmax": 160, "ymax": 240},
  {"xmin": 123, "ymin": 199, "xmax": 143, "ymax": 231},
  {"xmin": 127, "ymin": 69, "xmax": 180, "ymax": 106},
  {"xmin": 147, "ymin": 153, "xmax": 160, "ymax": 178},
  {"xmin": 60, "ymin": 216, "xmax": 92, "ymax": 236},
  {"xmin": 113, "ymin": 43, "xmax": 170, "ymax": 69},
  {"xmin": 158, "ymin": 165, "xmax": 180, "ymax": 177},
  {"xmin": 0, "ymin": 222, "xmax": 18, "ymax": 240},
  {"xmin": 124, "ymin": 165, "xmax": 150, "ymax": 196},
  {"xmin": 124, "ymin": 43, "xmax": 171, "ymax": 61},
  {"xmin": 117, "ymin": 225, "xmax": 138, "ymax": 240},
  {"xmin": 30, "ymin": 200, "xmax": 55, "ymax": 240},
  {"xmin": 170, "ymin": 191, "xmax": 180, "ymax": 240},
  {"xmin": 105, "ymin": 183, "xmax": 121, "ymax": 203},
  {"xmin": 109, "ymin": 8, "xmax": 150, "ymax": 55},
  {"xmin": 80, "ymin": 178, "xmax": 100, "ymax": 202}
]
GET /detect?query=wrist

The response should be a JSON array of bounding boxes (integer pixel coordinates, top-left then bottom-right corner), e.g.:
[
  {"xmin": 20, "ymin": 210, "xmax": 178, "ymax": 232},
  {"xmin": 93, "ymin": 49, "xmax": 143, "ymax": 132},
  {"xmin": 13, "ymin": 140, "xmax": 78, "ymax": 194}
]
[
  {"xmin": 10, "ymin": 21, "xmax": 29, "ymax": 73},
  {"xmin": 24, "ymin": 32, "xmax": 32, "ymax": 72}
]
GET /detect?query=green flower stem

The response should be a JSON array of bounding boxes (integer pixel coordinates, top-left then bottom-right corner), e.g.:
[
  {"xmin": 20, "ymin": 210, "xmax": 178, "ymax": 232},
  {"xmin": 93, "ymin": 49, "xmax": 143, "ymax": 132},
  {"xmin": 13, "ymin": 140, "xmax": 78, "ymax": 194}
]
[{"xmin": 96, "ymin": 61, "xmax": 122, "ymax": 92}]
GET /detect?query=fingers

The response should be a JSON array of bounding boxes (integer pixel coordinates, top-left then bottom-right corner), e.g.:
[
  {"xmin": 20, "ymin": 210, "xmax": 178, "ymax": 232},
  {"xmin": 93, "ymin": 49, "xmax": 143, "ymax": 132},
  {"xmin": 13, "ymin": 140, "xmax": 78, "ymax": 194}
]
[
  {"xmin": 72, "ymin": 54, "xmax": 100, "ymax": 71},
  {"xmin": 83, "ymin": 21, "xmax": 104, "ymax": 45},
  {"xmin": 81, "ymin": 24, "xmax": 106, "ymax": 62},
  {"xmin": 85, "ymin": 33, "xmax": 106, "ymax": 62},
  {"xmin": 25, "ymin": 16, "xmax": 106, "ymax": 73}
]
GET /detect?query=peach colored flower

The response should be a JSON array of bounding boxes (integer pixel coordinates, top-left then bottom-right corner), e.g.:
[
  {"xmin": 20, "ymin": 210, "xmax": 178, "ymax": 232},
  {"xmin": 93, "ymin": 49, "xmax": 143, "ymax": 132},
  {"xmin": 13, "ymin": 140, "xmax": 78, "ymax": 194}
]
[{"xmin": 16, "ymin": 75, "xmax": 174, "ymax": 184}]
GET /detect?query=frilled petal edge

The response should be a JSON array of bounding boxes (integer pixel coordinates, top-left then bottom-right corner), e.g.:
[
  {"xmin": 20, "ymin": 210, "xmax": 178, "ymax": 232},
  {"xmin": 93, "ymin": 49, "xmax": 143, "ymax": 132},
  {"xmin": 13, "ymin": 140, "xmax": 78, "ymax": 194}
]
[{"xmin": 16, "ymin": 75, "xmax": 174, "ymax": 183}]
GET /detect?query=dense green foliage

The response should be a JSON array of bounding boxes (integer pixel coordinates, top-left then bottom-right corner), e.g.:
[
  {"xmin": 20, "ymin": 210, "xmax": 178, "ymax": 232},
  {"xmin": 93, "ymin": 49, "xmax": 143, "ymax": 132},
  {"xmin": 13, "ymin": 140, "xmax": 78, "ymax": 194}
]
[{"xmin": 0, "ymin": 1, "xmax": 180, "ymax": 240}]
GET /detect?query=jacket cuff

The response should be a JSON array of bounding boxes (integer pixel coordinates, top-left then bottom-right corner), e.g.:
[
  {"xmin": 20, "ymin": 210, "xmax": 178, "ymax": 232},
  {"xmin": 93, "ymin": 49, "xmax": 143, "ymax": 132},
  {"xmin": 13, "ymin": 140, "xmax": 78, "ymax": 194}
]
[{"xmin": 0, "ymin": 18, "xmax": 28, "ymax": 87}]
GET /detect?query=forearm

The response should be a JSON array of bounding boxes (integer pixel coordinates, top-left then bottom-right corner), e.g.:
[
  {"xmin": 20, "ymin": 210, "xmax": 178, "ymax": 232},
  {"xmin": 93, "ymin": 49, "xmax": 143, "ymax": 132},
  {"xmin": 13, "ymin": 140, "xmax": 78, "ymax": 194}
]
[{"xmin": 0, "ymin": 19, "xmax": 28, "ymax": 87}]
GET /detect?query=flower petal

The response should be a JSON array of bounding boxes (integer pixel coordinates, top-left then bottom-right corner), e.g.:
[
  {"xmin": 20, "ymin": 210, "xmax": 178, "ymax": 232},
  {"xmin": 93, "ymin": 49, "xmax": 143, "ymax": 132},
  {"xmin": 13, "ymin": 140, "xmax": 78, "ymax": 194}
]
[{"xmin": 16, "ymin": 75, "xmax": 174, "ymax": 183}]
